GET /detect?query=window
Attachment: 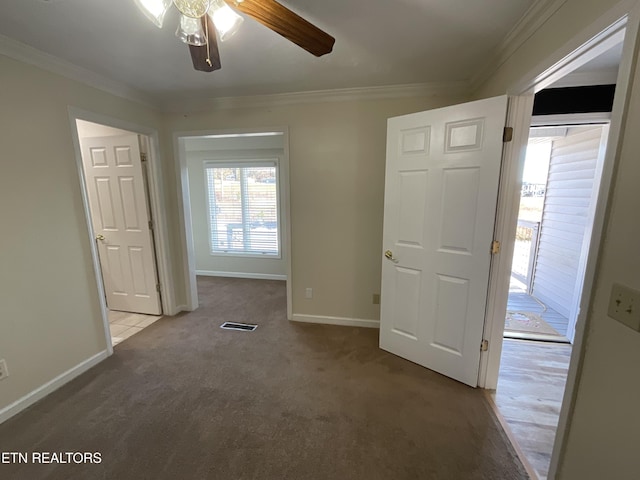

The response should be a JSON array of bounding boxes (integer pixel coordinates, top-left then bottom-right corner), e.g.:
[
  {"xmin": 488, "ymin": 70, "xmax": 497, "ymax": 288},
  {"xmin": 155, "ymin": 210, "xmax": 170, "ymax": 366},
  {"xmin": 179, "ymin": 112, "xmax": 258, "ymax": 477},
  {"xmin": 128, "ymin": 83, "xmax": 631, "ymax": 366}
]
[{"xmin": 205, "ymin": 160, "xmax": 279, "ymax": 256}]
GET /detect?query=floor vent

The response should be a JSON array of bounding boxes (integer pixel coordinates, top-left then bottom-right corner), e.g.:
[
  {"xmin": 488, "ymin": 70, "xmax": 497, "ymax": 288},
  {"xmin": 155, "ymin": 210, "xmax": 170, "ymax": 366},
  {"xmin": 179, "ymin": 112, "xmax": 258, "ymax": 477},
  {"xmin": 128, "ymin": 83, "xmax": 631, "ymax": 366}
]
[{"xmin": 220, "ymin": 322, "xmax": 258, "ymax": 332}]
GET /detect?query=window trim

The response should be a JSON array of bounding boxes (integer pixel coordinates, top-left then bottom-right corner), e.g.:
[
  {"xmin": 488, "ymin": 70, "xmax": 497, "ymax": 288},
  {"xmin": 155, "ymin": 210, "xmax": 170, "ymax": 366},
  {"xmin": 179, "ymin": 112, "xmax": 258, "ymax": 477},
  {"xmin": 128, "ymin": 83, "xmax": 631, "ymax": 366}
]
[{"xmin": 203, "ymin": 158, "xmax": 282, "ymax": 259}]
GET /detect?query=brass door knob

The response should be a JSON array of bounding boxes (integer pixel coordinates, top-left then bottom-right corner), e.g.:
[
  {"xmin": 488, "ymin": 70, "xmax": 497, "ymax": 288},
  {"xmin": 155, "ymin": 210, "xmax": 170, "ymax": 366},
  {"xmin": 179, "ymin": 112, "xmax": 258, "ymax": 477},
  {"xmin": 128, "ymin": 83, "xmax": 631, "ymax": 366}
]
[
  {"xmin": 384, "ymin": 250, "xmax": 396, "ymax": 261},
  {"xmin": 96, "ymin": 234, "xmax": 105, "ymax": 241}
]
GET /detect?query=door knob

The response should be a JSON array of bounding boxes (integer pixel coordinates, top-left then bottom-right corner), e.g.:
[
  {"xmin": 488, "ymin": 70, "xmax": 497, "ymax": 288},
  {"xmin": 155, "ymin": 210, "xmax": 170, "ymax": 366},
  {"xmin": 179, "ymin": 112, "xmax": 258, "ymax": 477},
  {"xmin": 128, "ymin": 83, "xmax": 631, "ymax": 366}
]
[
  {"xmin": 384, "ymin": 250, "xmax": 396, "ymax": 261},
  {"xmin": 96, "ymin": 234, "xmax": 105, "ymax": 241}
]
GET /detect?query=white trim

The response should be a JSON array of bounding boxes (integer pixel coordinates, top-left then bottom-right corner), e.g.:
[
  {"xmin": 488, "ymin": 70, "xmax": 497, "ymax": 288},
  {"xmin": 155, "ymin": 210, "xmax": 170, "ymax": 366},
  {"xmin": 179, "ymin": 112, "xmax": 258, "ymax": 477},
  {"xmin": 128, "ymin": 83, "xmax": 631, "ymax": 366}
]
[
  {"xmin": 160, "ymin": 82, "xmax": 469, "ymax": 112},
  {"xmin": 0, "ymin": 351, "xmax": 108, "ymax": 425},
  {"xmin": 509, "ymin": 11, "xmax": 629, "ymax": 95},
  {"xmin": 550, "ymin": 4, "xmax": 640, "ymax": 476},
  {"xmin": 67, "ymin": 114, "xmax": 113, "ymax": 355},
  {"xmin": 470, "ymin": 0, "xmax": 570, "ymax": 92},
  {"xmin": 551, "ymin": 69, "xmax": 620, "ymax": 88},
  {"xmin": 283, "ymin": 130, "xmax": 293, "ymax": 321},
  {"xmin": 477, "ymin": 3, "xmax": 640, "ymax": 479},
  {"xmin": 196, "ymin": 270, "xmax": 287, "ymax": 281},
  {"xmin": 68, "ymin": 108, "xmax": 178, "ymax": 347},
  {"xmin": 478, "ymin": 94, "xmax": 535, "ymax": 390},
  {"xmin": 291, "ymin": 314, "xmax": 380, "ymax": 329},
  {"xmin": 0, "ymin": 34, "xmax": 154, "ymax": 107},
  {"xmin": 175, "ymin": 127, "xmax": 292, "ymax": 317},
  {"xmin": 481, "ymin": 3, "xmax": 635, "ymax": 389},
  {"xmin": 0, "ymin": 34, "xmax": 467, "ymax": 113},
  {"xmin": 531, "ymin": 112, "xmax": 612, "ymax": 125},
  {"xmin": 175, "ymin": 135, "xmax": 199, "ymax": 311}
]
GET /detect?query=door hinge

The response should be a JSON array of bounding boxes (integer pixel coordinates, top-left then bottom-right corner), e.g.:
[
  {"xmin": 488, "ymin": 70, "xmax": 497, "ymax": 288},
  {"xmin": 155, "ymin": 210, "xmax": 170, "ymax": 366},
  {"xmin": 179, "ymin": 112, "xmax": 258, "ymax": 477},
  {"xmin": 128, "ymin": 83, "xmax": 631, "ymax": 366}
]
[
  {"xmin": 148, "ymin": 220, "xmax": 154, "ymax": 230},
  {"xmin": 140, "ymin": 152, "xmax": 148, "ymax": 162},
  {"xmin": 491, "ymin": 240, "xmax": 501, "ymax": 255},
  {"xmin": 481, "ymin": 339, "xmax": 489, "ymax": 352},
  {"xmin": 503, "ymin": 127, "xmax": 514, "ymax": 143},
  {"xmin": 156, "ymin": 283, "xmax": 162, "ymax": 292}
]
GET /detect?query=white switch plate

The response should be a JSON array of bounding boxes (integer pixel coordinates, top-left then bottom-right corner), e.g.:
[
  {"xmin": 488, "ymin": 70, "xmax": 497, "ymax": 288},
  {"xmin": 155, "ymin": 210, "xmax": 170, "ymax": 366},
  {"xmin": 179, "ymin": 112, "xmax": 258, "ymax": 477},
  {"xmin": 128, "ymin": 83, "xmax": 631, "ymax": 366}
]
[
  {"xmin": 0, "ymin": 359, "xmax": 8, "ymax": 381},
  {"xmin": 305, "ymin": 288, "xmax": 313, "ymax": 299},
  {"xmin": 608, "ymin": 283, "xmax": 640, "ymax": 331}
]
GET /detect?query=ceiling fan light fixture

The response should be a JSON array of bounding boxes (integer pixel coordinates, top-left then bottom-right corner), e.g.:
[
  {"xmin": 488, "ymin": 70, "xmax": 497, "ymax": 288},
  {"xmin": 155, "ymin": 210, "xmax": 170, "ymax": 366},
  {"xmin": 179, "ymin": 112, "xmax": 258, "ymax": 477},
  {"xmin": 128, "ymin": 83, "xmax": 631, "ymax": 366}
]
[
  {"xmin": 133, "ymin": 0, "xmax": 172, "ymax": 28},
  {"xmin": 208, "ymin": 0, "xmax": 243, "ymax": 41},
  {"xmin": 176, "ymin": 14, "xmax": 207, "ymax": 46},
  {"xmin": 173, "ymin": 0, "xmax": 211, "ymax": 18}
]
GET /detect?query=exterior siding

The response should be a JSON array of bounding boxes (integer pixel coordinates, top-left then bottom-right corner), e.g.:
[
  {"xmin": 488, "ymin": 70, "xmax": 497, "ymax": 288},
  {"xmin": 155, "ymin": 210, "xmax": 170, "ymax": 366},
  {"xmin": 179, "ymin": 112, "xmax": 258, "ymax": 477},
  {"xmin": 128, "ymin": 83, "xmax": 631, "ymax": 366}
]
[{"xmin": 532, "ymin": 126, "xmax": 603, "ymax": 317}]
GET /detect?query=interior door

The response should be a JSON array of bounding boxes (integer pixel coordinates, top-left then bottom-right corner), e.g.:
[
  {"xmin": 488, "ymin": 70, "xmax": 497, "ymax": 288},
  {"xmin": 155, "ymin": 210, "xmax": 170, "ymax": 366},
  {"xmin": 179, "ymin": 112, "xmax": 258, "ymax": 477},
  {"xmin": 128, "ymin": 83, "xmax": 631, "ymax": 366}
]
[
  {"xmin": 80, "ymin": 134, "xmax": 162, "ymax": 315},
  {"xmin": 380, "ymin": 96, "xmax": 508, "ymax": 387}
]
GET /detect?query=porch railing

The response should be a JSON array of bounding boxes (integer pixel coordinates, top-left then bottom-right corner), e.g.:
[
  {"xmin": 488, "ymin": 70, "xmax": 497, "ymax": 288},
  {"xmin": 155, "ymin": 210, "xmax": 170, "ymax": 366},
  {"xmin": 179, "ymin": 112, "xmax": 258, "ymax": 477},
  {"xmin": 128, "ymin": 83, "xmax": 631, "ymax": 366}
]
[{"xmin": 511, "ymin": 219, "xmax": 540, "ymax": 293}]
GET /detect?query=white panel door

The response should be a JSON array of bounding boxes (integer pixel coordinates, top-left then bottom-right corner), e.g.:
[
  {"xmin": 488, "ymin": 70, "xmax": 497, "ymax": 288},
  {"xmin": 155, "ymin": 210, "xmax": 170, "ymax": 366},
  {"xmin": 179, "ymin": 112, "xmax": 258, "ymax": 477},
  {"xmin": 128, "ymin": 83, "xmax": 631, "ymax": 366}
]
[
  {"xmin": 80, "ymin": 135, "xmax": 162, "ymax": 315},
  {"xmin": 380, "ymin": 96, "xmax": 508, "ymax": 387}
]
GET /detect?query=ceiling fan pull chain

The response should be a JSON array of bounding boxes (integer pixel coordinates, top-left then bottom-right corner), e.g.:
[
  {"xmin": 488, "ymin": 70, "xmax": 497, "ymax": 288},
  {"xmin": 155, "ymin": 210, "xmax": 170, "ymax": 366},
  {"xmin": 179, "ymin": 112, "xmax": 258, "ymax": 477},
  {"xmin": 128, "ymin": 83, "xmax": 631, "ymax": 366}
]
[{"xmin": 205, "ymin": 17, "xmax": 212, "ymax": 67}]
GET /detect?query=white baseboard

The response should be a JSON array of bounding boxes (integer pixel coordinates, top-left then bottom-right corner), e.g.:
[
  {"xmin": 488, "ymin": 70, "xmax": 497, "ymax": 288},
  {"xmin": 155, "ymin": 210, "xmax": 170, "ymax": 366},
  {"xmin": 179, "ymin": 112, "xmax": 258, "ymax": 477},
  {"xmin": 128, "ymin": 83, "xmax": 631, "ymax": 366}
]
[
  {"xmin": 196, "ymin": 270, "xmax": 287, "ymax": 281},
  {"xmin": 0, "ymin": 350, "xmax": 109, "ymax": 425},
  {"xmin": 291, "ymin": 314, "xmax": 380, "ymax": 329}
]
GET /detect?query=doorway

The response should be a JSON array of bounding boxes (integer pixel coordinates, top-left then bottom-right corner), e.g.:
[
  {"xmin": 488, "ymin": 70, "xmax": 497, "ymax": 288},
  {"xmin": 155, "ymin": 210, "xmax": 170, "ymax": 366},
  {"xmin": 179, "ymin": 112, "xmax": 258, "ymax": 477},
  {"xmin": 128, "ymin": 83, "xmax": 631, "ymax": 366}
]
[
  {"xmin": 175, "ymin": 128, "xmax": 292, "ymax": 313},
  {"xmin": 489, "ymin": 36, "xmax": 623, "ymax": 480},
  {"xmin": 494, "ymin": 121, "xmax": 611, "ymax": 479},
  {"xmin": 505, "ymin": 121, "xmax": 610, "ymax": 344},
  {"xmin": 71, "ymin": 116, "xmax": 171, "ymax": 350}
]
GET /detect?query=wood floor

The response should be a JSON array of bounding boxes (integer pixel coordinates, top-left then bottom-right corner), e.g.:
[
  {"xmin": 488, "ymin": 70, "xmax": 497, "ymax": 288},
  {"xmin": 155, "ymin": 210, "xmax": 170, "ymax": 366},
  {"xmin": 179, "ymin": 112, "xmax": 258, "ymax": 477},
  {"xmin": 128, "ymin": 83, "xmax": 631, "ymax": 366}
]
[
  {"xmin": 507, "ymin": 276, "xmax": 570, "ymax": 340},
  {"xmin": 507, "ymin": 292, "xmax": 569, "ymax": 337},
  {"xmin": 490, "ymin": 339, "xmax": 572, "ymax": 480}
]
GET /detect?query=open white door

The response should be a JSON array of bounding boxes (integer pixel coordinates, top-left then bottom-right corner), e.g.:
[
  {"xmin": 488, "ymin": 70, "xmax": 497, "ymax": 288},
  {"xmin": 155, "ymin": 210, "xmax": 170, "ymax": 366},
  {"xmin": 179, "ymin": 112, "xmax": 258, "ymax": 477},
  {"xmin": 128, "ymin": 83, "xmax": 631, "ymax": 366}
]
[
  {"xmin": 80, "ymin": 134, "xmax": 162, "ymax": 315},
  {"xmin": 380, "ymin": 96, "xmax": 508, "ymax": 387}
]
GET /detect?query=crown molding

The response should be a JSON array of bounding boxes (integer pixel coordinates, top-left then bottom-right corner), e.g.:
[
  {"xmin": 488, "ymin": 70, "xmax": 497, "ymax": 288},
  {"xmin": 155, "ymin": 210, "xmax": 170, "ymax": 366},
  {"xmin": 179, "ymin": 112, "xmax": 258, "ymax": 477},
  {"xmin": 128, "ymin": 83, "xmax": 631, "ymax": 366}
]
[
  {"xmin": 469, "ymin": 0, "xmax": 569, "ymax": 93},
  {"xmin": 0, "ymin": 34, "xmax": 156, "ymax": 108},
  {"xmin": 0, "ymin": 34, "xmax": 470, "ymax": 114},
  {"xmin": 160, "ymin": 81, "xmax": 471, "ymax": 113}
]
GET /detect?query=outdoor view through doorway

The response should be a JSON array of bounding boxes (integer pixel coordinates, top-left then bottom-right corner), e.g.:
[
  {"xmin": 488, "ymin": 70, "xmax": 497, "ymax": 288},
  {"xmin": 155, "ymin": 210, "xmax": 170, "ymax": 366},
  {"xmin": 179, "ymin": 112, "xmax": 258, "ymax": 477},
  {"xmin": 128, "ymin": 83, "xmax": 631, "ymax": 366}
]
[{"xmin": 505, "ymin": 123, "xmax": 608, "ymax": 344}]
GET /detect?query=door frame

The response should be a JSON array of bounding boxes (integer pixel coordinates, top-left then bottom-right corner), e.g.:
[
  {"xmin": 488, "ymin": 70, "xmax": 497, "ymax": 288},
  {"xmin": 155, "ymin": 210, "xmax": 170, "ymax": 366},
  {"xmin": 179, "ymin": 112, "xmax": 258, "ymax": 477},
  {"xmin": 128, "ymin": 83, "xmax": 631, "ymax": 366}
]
[
  {"xmin": 479, "ymin": 2, "xmax": 640, "ymax": 477},
  {"xmin": 174, "ymin": 127, "xmax": 293, "ymax": 320},
  {"xmin": 68, "ymin": 108, "xmax": 176, "ymax": 354}
]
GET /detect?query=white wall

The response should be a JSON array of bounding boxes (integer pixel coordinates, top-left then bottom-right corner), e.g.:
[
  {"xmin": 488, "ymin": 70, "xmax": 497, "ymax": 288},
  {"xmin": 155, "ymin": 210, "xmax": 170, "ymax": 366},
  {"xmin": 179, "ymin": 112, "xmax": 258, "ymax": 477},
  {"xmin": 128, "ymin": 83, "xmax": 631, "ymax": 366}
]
[
  {"xmin": 76, "ymin": 120, "xmax": 132, "ymax": 138},
  {"xmin": 474, "ymin": 0, "xmax": 640, "ymax": 477},
  {"xmin": 0, "ymin": 54, "xmax": 165, "ymax": 415},
  {"xmin": 185, "ymin": 135, "xmax": 287, "ymax": 278},
  {"xmin": 165, "ymin": 93, "xmax": 468, "ymax": 323}
]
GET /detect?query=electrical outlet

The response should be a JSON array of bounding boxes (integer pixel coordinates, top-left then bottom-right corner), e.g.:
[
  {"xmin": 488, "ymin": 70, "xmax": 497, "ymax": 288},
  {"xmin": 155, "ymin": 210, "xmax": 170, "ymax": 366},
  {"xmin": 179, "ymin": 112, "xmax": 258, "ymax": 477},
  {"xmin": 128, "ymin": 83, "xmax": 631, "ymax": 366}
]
[
  {"xmin": 305, "ymin": 288, "xmax": 313, "ymax": 299},
  {"xmin": 372, "ymin": 294, "xmax": 381, "ymax": 305},
  {"xmin": 0, "ymin": 359, "xmax": 9, "ymax": 381},
  {"xmin": 608, "ymin": 283, "xmax": 640, "ymax": 331}
]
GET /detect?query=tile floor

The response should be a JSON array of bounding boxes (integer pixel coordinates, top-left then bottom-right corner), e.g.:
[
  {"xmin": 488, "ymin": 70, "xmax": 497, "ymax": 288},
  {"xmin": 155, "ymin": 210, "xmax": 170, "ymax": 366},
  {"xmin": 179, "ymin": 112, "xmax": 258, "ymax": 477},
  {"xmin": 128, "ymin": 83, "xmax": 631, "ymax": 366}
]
[{"xmin": 108, "ymin": 310, "xmax": 162, "ymax": 346}]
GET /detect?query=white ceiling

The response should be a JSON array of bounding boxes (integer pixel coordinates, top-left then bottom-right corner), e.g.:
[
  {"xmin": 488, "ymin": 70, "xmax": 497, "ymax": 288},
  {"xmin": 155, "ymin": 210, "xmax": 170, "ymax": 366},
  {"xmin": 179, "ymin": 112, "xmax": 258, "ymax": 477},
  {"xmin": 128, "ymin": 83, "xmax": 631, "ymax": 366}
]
[
  {"xmin": 0, "ymin": 0, "xmax": 536, "ymax": 104},
  {"xmin": 549, "ymin": 41, "xmax": 623, "ymax": 88}
]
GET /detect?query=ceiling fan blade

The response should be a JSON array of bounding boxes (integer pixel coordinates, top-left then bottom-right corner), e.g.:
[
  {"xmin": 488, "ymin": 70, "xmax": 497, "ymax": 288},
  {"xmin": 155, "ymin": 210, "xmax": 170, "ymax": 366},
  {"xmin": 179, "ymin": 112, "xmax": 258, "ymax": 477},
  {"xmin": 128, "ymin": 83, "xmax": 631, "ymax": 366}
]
[
  {"xmin": 189, "ymin": 15, "xmax": 222, "ymax": 72},
  {"xmin": 225, "ymin": 0, "xmax": 335, "ymax": 57}
]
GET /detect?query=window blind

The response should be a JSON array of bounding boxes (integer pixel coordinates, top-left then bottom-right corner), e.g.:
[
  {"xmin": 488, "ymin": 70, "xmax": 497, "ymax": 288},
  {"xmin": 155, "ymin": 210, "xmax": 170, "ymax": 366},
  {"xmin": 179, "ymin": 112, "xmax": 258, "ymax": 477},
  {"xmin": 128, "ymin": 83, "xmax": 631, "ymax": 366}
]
[{"xmin": 205, "ymin": 161, "xmax": 279, "ymax": 256}]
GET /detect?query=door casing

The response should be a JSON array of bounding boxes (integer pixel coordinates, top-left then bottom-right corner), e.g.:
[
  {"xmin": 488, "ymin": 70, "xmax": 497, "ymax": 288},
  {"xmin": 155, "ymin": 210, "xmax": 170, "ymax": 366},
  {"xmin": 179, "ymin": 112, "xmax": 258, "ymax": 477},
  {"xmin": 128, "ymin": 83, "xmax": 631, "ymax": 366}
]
[
  {"xmin": 174, "ymin": 127, "xmax": 293, "ymax": 320},
  {"xmin": 69, "ymin": 108, "xmax": 176, "ymax": 355},
  {"xmin": 478, "ymin": 3, "xmax": 640, "ymax": 478}
]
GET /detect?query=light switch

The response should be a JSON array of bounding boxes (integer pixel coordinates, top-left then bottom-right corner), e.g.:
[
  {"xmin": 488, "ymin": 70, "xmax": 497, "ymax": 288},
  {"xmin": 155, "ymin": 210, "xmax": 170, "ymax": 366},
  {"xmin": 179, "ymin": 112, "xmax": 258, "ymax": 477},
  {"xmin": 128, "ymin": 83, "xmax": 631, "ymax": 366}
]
[{"xmin": 608, "ymin": 283, "xmax": 640, "ymax": 331}]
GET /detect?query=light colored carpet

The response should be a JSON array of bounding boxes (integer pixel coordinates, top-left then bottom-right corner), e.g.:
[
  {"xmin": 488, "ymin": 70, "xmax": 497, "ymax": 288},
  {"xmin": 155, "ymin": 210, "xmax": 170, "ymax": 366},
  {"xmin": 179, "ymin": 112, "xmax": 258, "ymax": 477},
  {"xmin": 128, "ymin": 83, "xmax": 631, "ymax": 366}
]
[{"xmin": 0, "ymin": 277, "xmax": 528, "ymax": 480}]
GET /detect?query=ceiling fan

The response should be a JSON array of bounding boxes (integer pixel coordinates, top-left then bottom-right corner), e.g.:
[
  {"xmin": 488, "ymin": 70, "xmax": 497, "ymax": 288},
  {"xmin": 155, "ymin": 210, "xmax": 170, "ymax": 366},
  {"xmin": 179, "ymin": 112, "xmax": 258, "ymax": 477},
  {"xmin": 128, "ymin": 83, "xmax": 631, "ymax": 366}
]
[{"xmin": 134, "ymin": 0, "xmax": 335, "ymax": 72}]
